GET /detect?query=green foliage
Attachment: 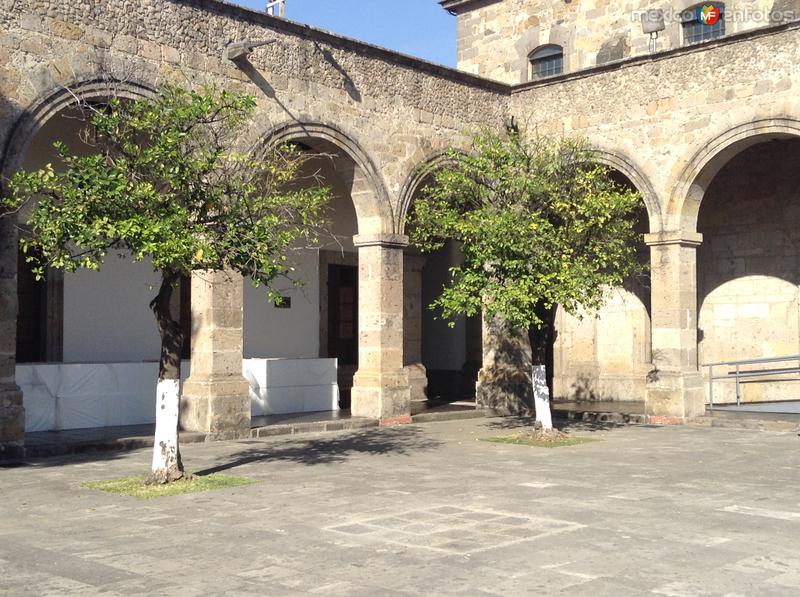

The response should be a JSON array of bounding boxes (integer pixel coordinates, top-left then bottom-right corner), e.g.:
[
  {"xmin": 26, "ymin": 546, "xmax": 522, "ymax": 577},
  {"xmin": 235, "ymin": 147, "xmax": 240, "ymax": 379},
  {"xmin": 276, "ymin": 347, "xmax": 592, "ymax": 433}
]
[
  {"xmin": 409, "ymin": 127, "xmax": 644, "ymax": 331},
  {"xmin": 2, "ymin": 85, "xmax": 330, "ymax": 297}
]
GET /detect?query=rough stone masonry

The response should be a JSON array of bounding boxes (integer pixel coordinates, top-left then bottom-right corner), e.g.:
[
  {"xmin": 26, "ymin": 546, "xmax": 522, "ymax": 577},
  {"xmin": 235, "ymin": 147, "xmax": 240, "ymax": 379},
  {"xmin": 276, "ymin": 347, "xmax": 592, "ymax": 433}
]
[{"xmin": 2, "ymin": 0, "xmax": 800, "ymax": 451}]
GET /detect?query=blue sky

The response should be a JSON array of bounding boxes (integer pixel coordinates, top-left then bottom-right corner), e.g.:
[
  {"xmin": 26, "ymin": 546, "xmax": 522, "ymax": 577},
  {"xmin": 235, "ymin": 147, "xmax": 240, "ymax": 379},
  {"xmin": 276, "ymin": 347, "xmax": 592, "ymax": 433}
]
[{"xmin": 235, "ymin": 0, "xmax": 457, "ymax": 66}]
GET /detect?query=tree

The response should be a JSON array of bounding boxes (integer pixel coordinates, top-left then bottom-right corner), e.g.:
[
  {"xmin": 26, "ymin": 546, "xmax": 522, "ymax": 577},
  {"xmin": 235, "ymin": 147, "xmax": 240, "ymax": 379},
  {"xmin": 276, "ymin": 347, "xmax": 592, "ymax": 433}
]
[
  {"xmin": 409, "ymin": 126, "xmax": 643, "ymax": 436},
  {"xmin": 2, "ymin": 85, "xmax": 330, "ymax": 482}
]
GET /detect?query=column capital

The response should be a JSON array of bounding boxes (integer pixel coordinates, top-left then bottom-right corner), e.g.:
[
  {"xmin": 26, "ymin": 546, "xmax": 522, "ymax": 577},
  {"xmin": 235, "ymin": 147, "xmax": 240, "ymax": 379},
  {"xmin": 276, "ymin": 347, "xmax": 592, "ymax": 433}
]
[
  {"xmin": 353, "ymin": 233, "xmax": 409, "ymax": 249},
  {"xmin": 644, "ymin": 231, "xmax": 703, "ymax": 247}
]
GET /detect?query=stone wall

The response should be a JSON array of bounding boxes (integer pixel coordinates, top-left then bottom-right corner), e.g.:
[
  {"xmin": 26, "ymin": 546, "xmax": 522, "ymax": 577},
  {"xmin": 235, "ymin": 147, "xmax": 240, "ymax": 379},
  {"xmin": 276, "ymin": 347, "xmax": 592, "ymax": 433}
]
[
  {"xmin": 0, "ymin": 0, "xmax": 509, "ymax": 443},
  {"xmin": 3, "ymin": 0, "xmax": 800, "ymax": 446},
  {"xmin": 508, "ymin": 22, "xmax": 800, "ymax": 416},
  {"xmin": 1, "ymin": 0, "xmax": 508, "ymax": 206},
  {"xmin": 554, "ymin": 290, "xmax": 652, "ymax": 404},
  {"xmin": 449, "ymin": 0, "xmax": 798, "ymax": 84},
  {"xmin": 508, "ymin": 22, "xmax": 800, "ymax": 231}
]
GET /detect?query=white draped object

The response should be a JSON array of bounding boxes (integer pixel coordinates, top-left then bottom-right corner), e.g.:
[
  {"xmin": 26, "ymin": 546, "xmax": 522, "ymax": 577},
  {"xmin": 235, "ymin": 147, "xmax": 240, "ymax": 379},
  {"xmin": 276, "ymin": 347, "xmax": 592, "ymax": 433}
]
[{"xmin": 18, "ymin": 358, "xmax": 339, "ymax": 432}]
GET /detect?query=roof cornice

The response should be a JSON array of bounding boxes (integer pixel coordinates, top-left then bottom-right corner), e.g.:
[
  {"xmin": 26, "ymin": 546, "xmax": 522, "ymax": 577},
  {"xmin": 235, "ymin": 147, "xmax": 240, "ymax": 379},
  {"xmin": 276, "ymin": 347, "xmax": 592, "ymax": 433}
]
[{"xmin": 439, "ymin": 0, "xmax": 503, "ymax": 15}]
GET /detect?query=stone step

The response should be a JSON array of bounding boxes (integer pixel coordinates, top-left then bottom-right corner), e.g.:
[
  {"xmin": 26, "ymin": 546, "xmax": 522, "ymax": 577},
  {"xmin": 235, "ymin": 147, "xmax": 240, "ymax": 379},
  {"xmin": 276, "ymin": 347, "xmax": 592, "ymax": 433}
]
[
  {"xmin": 557, "ymin": 410, "xmax": 648, "ymax": 426},
  {"xmin": 250, "ymin": 417, "xmax": 379, "ymax": 438},
  {"xmin": 706, "ymin": 409, "xmax": 800, "ymax": 432},
  {"xmin": 411, "ymin": 408, "xmax": 488, "ymax": 424}
]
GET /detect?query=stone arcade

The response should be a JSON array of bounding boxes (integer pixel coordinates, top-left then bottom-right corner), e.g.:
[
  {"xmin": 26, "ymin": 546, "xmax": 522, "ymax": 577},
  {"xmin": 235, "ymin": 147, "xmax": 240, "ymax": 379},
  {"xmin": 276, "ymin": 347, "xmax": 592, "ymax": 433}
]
[{"xmin": 2, "ymin": 0, "xmax": 800, "ymax": 453}]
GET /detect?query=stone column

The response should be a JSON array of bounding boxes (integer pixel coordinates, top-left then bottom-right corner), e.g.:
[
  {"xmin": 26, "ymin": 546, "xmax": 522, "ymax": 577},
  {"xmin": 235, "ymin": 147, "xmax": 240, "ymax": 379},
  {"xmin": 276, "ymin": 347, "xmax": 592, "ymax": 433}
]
[
  {"xmin": 0, "ymin": 219, "xmax": 24, "ymax": 456},
  {"xmin": 644, "ymin": 232, "xmax": 705, "ymax": 423},
  {"xmin": 181, "ymin": 270, "xmax": 250, "ymax": 439},
  {"xmin": 403, "ymin": 253, "xmax": 427, "ymax": 403},
  {"xmin": 475, "ymin": 312, "xmax": 534, "ymax": 416},
  {"xmin": 351, "ymin": 234, "xmax": 411, "ymax": 425}
]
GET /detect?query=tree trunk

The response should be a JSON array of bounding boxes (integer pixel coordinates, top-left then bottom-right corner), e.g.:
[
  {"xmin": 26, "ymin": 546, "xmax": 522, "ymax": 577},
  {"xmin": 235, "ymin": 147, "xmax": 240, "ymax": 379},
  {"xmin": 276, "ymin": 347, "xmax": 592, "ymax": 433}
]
[
  {"xmin": 146, "ymin": 270, "xmax": 186, "ymax": 484},
  {"xmin": 528, "ymin": 303, "xmax": 558, "ymax": 431}
]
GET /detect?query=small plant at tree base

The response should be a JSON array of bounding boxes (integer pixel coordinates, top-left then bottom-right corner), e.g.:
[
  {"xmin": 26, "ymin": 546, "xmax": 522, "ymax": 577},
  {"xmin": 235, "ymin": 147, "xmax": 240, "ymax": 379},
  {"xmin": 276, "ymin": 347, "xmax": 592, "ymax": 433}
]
[
  {"xmin": 409, "ymin": 126, "xmax": 643, "ymax": 438},
  {"xmin": 2, "ymin": 85, "xmax": 330, "ymax": 483}
]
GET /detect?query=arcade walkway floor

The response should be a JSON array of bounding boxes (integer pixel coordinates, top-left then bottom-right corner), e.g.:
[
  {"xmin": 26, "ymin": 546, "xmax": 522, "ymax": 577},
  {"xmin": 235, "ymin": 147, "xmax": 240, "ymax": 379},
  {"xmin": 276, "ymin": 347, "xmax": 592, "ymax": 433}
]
[{"xmin": 1, "ymin": 418, "xmax": 799, "ymax": 596}]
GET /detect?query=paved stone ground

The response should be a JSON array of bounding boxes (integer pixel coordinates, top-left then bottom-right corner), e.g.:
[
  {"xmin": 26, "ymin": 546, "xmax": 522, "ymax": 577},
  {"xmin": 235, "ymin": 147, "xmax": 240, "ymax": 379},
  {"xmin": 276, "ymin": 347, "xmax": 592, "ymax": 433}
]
[{"xmin": 1, "ymin": 418, "xmax": 799, "ymax": 596}]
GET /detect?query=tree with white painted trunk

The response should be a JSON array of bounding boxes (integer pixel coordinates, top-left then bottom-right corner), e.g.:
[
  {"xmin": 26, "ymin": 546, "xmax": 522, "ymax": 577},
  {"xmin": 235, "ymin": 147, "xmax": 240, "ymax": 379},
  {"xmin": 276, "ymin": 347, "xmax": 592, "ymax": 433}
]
[
  {"xmin": 2, "ymin": 85, "xmax": 330, "ymax": 482},
  {"xmin": 408, "ymin": 125, "xmax": 643, "ymax": 436}
]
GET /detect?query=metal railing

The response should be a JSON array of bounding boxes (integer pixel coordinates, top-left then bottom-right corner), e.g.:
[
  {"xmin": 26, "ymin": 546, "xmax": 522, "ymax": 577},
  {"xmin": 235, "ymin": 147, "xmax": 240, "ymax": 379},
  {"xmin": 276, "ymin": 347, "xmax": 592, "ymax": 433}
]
[{"xmin": 702, "ymin": 355, "xmax": 800, "ymax": 409}]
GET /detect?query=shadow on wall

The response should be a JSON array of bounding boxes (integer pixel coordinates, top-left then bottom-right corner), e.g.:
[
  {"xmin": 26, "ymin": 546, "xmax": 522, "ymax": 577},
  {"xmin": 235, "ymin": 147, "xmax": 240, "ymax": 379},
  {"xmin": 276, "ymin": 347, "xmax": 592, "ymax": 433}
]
[
  {"xmin": 477, "ymin": 318, "xmax": 535, "ymax": 416},
  {"xmin": 568, "ymin": 375, "xmax": 602, "ymax": 402},
  {"xmin": 314, "ymin": 42, "xmax": 362, "ymax": 103},
  {"xmin": 622, "ymin": 204, "xmax": 653, "ymax": 321},
  {"xmin": 196, "ymin": 425, "xmax": 443, "ymax": 476},
  {"xmin": 231, "ymin": 57, "xmax": 297, "ymax": 121},
  {"xmin": 0, "ymin": 91, "xmax": 25, "ymax": 185},
  {"xmin": 698, "ymin": 139, "xmax": 800, "ymax": 296},
  {"xmin": 230, "ymin": 41, "xmax": 362, "ymax": 123},
  {"xmin": 697, "ymin": 139, "xmax": 800, "ymax": 363},
  {"xmin": 552, "ymin": 198, "xmax": 652, "ymax": 403}
]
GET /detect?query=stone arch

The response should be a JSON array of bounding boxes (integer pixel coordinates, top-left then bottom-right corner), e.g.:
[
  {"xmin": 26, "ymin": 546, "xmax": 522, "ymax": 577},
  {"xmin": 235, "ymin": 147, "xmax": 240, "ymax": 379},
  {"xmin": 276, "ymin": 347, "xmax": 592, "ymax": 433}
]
[
  {"xmin": 396, "ymin": 150, "xmax": 455, "ymax": 234},
  {"xmin": 669, "ymin": 117, "xmax": 800, "ymax": 234},
  {"xmin": 693, "ymin": 133, "xmax": 800, "ymax": 404},
  {"xmin": 0, "ymin": 78, "xmax": 155, "ymax": 181},
  {"xmin": 263, "ymin": 121, "xmax": 394, "ymax": 235},
  {"xmin": 397, "ymin": 147, "xmax": 662, "ymax": 235},
  {"xmin": 592, "ymin": 148, "xmax": 662, "ymax": 234},
  {"xmin": 553, "ymin": 148, "xmax": 654, "ymax": 405},
  {"xmin": 0, "ymin": 78, "xmax": 158, "ymax": 360}
]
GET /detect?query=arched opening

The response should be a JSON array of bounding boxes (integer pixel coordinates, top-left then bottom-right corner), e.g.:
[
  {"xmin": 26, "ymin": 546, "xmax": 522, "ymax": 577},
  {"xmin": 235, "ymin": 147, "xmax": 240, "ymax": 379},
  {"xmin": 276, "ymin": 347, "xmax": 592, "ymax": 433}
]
[
  {"xmin": 400, "ymin": 160, "xmax": 481, "ymax": 413},
  {"xmin": 6, "ymin": 91, "xmax": 194, "ymax": 432},
  {"xmin": 696, "ymin": 137, "xmax": 800, "ymax": 406},
  {"xmin": 400, "ymin": 156, "xmax": 654, "ymax": 412},
  {"xmin": 418, "ymin": 238, "xmax": 482, "ymax": 405},
  {"xmin": 552, "ymin": 169, "xmax": 652, "ymax": 407},
  {"xmin": 18, "ymin": 105, "xmax": 194, "ymax": 366},
  {"xmin": 247, "ymin": 123, "xmax": 391, "ymax": 419},
  {"xmin": 5, "ymin": 94, "xmax": 391, "ymax": 431},
  {"xmin": 242, "ymin": 144, "xmax": 360, "ymax": 414}
]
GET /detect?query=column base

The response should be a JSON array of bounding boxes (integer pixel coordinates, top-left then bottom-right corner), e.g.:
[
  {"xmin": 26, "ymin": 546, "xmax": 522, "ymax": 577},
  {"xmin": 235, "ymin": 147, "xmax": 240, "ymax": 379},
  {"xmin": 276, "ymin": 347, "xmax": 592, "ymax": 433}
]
[
  {"xmin": 180, "ymin": 376, "xmax": 251, "ymax": 440},
  {"xmin": 645, "ymin": 369, "xmax": 705, "ymax": 423},
  {"xmin": 476, "ymin": 365, "xmax": 534, "ymax": 416},
  {"xmin": 404, "ymin": 363, "xmax": 428, "ymax": 403},
  {"xmin": 351, "ymin": 370, "xmax": 411, "ymax": 424},
  {"xmin": 0, "ymin": 385, "xmax": 25, "ymax": 456}
]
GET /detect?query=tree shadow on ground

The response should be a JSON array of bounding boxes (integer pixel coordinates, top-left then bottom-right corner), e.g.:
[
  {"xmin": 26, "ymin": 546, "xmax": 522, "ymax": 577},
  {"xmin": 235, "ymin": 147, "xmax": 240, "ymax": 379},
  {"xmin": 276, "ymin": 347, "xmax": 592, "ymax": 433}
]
[
  {"xmin": 481, "ymin": 416, "xmax": 629, "ymax": 434},
  {"xmin": 195, "ymin": 426, "xmax": 443, "ymax": 476}
]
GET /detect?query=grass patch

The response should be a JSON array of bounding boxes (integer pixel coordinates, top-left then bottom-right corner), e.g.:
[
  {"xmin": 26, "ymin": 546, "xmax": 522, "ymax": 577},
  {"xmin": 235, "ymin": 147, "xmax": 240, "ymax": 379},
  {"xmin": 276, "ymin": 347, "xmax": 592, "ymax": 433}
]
[
  {"xmin": 82, "ymin": 473, "xmax": 256, "ymax": 499},
  {"xmin": 482, "ymin": 434, "xmax": 599, "ymax": 449}
]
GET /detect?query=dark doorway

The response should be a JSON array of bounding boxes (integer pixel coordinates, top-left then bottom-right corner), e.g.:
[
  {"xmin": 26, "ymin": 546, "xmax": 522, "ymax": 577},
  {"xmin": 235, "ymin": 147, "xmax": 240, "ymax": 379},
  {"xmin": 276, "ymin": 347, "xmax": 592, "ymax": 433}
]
[
  {"xmin": 327, "ymin": 264, "xmax": 358, "ymax": 409},
  {"xmin": 16, "ymin": 249, "xmax": 46, "ymax": 363},
  {"xmin": 179, "ymin": 275, "xmax": 192, "ymax": 360}
]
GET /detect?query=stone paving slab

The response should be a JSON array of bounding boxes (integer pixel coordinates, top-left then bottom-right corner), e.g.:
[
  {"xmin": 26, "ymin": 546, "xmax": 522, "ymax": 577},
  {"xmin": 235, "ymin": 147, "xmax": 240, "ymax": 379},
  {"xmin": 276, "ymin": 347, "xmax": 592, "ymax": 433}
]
[{"xmin": 1, "ymin": 418, "xmax": 799, "ymax": 595}]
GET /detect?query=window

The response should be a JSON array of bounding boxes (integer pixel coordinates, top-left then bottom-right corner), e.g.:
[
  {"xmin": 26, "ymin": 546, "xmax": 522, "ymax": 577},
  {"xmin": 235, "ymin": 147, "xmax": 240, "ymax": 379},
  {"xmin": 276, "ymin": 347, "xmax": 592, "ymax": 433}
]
[
  {"xmin": 529, "ymin": 45, "xmax": 564, "ymax": 80},
  {"xmin": 682, "ymin": 3, "xmax": 725, "ymax": 45}
]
